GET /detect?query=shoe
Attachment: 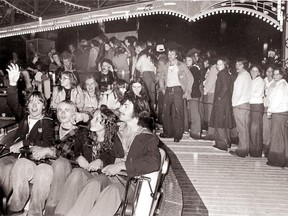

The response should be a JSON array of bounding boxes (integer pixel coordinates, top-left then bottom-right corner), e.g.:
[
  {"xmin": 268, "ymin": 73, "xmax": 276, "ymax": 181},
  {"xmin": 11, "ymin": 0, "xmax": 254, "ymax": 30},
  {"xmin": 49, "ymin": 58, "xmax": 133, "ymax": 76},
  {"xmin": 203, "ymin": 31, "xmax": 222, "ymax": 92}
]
[
  {"xmin": 229, "ymin": 150, "xmax": 246, "ymax": 158},
  {"xmin": 213, "ymin": 145, "xmax": 227, "ymax": 151},
  {"xmin": 174, "ymin": 138, "xmax": 180, "ymax": 142},
  {"xmin": 203, "ymin": 134, "xmax": 215, "ymax": 141},
  {"xmin": 159, "ymin": 133, "xmax": 169, "ymax": 138}
]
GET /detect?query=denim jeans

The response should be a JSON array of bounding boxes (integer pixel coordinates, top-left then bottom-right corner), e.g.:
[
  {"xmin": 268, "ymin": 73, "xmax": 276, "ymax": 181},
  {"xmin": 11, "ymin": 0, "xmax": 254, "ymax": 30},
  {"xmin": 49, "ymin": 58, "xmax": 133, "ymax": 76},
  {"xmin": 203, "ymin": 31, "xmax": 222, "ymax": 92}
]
[
  {"xmin": 233, "ymin": 103, "xmax": 250, "ymax": 156},
  {"xmin": 9, "ymin": 158, "xmax": 53, "ymax": 215}
]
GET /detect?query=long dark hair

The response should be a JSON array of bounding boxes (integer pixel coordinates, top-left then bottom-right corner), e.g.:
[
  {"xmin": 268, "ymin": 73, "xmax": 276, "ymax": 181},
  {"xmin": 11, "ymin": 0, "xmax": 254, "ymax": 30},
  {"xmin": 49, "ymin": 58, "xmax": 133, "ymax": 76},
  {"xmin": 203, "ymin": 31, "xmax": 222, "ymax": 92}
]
[{"xmin": 89, "ymin": 105, "xmax": 118, "ymax": 153}]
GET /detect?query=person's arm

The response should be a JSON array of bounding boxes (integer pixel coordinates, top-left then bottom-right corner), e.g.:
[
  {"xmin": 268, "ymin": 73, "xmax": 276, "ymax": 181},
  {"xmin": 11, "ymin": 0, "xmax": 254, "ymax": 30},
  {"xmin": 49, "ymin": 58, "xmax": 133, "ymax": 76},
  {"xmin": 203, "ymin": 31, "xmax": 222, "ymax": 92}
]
[
  {"xmin": 50, "ymin": 87, "xmax": 60, "ymax": 109},
  {"xmin": 6, "ymin": 64, "xmax": 24, "ymax": 122},
  {"xmin": 216, "ymin": 72, "xmax": 229, "ymax": 101},
  {"xmin": 75, "ymin": 86, "xmax": 85, "ymax": 110},
  {"xmin": 203, "ymin": 66, "xmax": 217, "ymax": 95},
  {"xmin": 183, "ymin": 64, "xmax": 194, "ymax": 99},
  {"xmin": 268, "ymin": 82, "xmax": 287, "ymax": 113},
  {"xmin": 125, "ymin": 135, "xmax": 161, "ymax": 177}
]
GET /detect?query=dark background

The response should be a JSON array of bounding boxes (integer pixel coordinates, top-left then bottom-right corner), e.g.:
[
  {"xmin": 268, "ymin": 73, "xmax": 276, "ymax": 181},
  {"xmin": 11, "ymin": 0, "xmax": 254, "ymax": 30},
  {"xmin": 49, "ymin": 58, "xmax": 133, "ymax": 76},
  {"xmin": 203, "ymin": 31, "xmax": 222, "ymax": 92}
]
[{"xmin": 0, "ymin": 13, "xmax": 281, "ymax": 71}]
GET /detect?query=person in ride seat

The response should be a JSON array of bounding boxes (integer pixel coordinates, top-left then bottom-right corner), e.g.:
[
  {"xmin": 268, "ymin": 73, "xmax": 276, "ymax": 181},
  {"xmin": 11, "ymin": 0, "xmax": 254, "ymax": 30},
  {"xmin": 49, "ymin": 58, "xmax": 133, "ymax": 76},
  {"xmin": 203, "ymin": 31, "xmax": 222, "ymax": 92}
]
[
  {"xmin": 45, "ymin": 105, "xmax": 118, "ymax": 216},
  {"xmin": 0, "ymin": 63, "xmax": 55, "ymax": 215},
  {"xmin": 65, "ymin": 94, "xmax": 161, "ymax": 216}
]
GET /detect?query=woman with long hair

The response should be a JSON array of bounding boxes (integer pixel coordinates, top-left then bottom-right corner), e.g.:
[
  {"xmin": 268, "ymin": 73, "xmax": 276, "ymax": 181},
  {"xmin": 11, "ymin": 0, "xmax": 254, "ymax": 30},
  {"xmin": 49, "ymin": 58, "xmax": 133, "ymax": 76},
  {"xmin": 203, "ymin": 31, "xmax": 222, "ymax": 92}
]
[
  {"xmin": 82, "ymin": 75, "xmax": 101, "ymax": 113},
  {"xmin": 47, "ymin": 105, "xmax": 118, "ymax": 216},
  {"xmin": 50, "ymin": 71, "xmax": 84, "ymax": 110}
]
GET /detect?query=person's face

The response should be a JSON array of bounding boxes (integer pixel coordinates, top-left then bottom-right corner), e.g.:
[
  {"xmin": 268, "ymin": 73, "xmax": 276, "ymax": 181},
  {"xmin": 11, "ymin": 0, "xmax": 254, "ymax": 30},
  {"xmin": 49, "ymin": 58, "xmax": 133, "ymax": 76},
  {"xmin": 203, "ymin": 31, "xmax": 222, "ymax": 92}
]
[
  {"xmin": 12, "ymin": 52, "xmax": 18, "ymax": 59},
  {"xmin": 135, "ymin": 46, "xmax": 141, "ymax": 54},
  {"xmin": 250, "ymin": 67, "xmax": 260, "ymax": 79},
  {"xmin": 204, "ymin": 60, "xmax": 209, "ymax": 68},
  {"xmin": 132, "ymin": 82, "xmax": 142, "ymax": 96},
  {"xmin": 57, "ymin": 103, "xmax": 75, "ymax": 124},
  {"xmin": 235, "ymin": 61, "xmax": 244, "ymax": 73},
  {"xmin": 63, "ymin": 58, "xmax": 71, "ymax": 68},
  {"xmin": 104, "ymin": 43, "xmax": 111, "ymax": 51},
  {"xmin": 28, "ymin": 96, "xmax": 44, "ymax": 119},
  {"xmin": 101, "ymin": 62, "xmax": 111, "ymax": 74},
  {"xmin": 90, "ymin": 110, "xmax": 105, "ymax": 132},
  {"xmin": 273, "ymin": 70, "xmax": 283, "ymax": 82},
  {"xmin": 119, "ymin": 100, "xmax": 134, "ymax": 122},
  {"xmin": 85, "ymin": 78, "xmax": 96, "ymax": 94},
  {"xmin": 53, "ymin": 54, "xmax": 60, "ymax": 63},
  {"xmin": 185, "ymin": 57, "xmax": 193, "ymax": 67},
  {"xmin": 266, "ymin": 67, "xmax": 273, "ymax": 78},
  {"xmin": 216, "ymin": 60, "xmax": 225, "ymax": 71},
  {"xmin": 168, "ymin": 51, "xmax": 177, "ymax": 62},
  {"xmin": 60, "ymin": 74, "xmax": 71, "ymax": 88},
  {"xmin": 124, "ymin": 39, "xmax": 129, "ymax": 47},
  {"xmin": 119, "ymin": 85, "xmax": 127, "ymax": 96},
  {"xmin": 194, "ymin": 53, "xmax": 199, "ymax": 62},
  {"xmin": 68, "ymin": 45, "xmax": 74, "ymax": 52}
]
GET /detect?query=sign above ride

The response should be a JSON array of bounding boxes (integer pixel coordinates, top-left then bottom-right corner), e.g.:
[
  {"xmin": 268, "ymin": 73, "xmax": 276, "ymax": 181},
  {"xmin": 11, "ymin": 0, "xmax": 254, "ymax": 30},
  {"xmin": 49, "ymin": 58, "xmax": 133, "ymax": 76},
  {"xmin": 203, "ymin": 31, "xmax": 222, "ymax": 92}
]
[{"xmin": 0, "ymin": 0, "xmax": 284, "ymax": 38}]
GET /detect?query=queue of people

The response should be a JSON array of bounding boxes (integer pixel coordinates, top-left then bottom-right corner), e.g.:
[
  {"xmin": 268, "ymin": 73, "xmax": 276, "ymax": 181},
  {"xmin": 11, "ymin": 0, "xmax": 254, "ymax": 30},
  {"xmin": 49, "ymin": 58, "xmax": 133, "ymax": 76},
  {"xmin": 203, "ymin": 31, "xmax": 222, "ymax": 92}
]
[{"xmin": 0, "ymin": 32, "xmax": 287, "ymax": 215}]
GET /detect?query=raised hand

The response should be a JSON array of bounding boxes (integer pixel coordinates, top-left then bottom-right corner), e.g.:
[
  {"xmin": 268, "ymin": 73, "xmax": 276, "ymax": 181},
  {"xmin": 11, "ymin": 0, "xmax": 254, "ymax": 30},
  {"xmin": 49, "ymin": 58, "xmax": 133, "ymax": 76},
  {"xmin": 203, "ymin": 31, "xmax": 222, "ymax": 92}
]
[{"xmin": 6, "ymin": 63, "xmax": 20, "ymax": 86}]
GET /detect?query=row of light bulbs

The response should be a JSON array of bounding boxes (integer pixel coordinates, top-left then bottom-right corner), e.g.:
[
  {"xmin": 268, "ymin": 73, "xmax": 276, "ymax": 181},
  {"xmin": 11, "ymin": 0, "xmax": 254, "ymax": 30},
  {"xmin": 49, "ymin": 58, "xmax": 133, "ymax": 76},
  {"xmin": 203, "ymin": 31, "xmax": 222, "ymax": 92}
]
[{"xmin": 0, "ymin": 3, "xmax": 283, "ymax": 38}]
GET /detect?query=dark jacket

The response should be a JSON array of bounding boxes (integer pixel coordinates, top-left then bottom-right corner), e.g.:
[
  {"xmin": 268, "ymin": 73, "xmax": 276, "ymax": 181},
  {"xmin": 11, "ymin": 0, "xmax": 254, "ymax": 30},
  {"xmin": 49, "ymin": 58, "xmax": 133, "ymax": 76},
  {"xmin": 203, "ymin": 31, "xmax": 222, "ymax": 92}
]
[
  {"xmin": 111, "ymin": 126, "xmax": 161, "ymax": 177},
  {"xmin": 73, "ymin": 127, "xmax": 116, "ymax": 166},
  {"xmin": 209, "ymin": 68, "xmax": 235, "ymax": 129},
  {"xmin": 189, "ymin": 65, "xmax": 201, "ymax": 98},
  {"xmin": 7, "ymin": 85, "xmax": 55, "ymax": 147}
]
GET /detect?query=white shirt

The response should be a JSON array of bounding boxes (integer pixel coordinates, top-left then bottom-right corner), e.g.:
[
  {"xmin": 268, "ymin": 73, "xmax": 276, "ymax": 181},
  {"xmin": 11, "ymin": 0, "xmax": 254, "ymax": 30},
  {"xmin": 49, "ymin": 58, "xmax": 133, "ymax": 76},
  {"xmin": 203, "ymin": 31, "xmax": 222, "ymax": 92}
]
[
  {"xmin": 232, "ymin": 70, "xmax": 252, "ymax": 107},
  {"xmin": 166, "ymin": 64, "xmax": 181, "ymax": 87},
  {"xmin": 263, "ymin": 77, "xmax": 276, "ymax": 107},
  {"xmin": 135, "ymin": 54, "xmax": 156, "ymax": 73},
  {"xmin": 268, "ymin": 79, "xmax": 288, "ymax": 113},
  {"xmin": 250, "ymin": 76, "xmax": 265, "ymax": 104}
]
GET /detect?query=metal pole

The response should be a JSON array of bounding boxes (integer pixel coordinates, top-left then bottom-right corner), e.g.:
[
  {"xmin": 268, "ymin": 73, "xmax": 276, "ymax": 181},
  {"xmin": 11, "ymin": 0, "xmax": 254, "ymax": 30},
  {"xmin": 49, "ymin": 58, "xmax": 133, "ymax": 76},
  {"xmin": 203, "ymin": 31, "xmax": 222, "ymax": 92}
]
[{"xmin": 282, "ymin": 0, "xmax": 288, "ymax": 68}]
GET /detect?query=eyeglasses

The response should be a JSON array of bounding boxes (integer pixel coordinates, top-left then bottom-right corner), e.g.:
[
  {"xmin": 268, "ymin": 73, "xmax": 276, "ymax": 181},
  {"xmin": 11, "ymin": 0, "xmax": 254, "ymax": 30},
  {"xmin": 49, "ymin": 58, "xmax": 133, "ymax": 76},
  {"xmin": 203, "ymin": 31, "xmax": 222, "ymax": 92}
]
[{"xmin": 60, "ymin": 76, "xmax": 69, "ymax": 81}]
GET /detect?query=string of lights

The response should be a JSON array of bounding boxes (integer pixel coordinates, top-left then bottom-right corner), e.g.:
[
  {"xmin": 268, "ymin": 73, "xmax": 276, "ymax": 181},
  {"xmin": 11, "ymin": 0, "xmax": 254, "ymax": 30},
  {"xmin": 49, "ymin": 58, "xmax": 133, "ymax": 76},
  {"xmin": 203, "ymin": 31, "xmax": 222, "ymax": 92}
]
[
  {"xmin": 0, "ymin": 0, "xmax": 38, "ymax": 20},
  {"xmin": 0, "ymin": 1, "xmax": 283, "ymax": 38},
  {"xmin": 55, "ymin": 0, "xmax": 91, "ymax": 11}
]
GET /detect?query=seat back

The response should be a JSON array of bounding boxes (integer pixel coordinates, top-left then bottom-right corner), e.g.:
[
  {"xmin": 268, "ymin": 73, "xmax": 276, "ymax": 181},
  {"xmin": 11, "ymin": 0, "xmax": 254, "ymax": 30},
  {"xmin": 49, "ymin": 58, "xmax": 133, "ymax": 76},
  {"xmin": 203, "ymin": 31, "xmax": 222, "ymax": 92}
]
[
  {"xmin": 0, "ymin": 127, "xmax": 17, "ymax": 146},
  {"xmin": 133, "ymin": 148, "xmax": 168, "ymax": 216}
]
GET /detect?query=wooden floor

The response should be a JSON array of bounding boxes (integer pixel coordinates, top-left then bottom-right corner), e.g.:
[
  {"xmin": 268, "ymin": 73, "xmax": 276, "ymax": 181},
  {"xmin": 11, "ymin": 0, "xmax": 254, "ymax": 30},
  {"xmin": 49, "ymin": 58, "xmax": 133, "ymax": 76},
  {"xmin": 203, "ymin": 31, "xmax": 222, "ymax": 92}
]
[{"xmin": 162, "ymin": 137, "xmax": 288, "ymax": 216}]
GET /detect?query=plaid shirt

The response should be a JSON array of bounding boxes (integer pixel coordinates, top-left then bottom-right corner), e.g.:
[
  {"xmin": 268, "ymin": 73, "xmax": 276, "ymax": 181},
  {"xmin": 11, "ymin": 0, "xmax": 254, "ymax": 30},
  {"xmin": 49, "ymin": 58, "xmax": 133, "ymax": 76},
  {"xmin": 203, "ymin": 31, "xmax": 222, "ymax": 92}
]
[{"xmin": 54, "ymin": 125, "xmax": 78, "ymax": 160}]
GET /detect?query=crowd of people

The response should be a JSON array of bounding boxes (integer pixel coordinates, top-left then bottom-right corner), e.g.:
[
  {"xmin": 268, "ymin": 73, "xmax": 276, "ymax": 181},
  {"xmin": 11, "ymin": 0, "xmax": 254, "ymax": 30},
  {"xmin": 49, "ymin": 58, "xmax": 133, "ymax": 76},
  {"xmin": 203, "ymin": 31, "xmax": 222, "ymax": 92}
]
[{"xmin": 0, "ymin": 32, "xmax": 288, "ymax": 215}]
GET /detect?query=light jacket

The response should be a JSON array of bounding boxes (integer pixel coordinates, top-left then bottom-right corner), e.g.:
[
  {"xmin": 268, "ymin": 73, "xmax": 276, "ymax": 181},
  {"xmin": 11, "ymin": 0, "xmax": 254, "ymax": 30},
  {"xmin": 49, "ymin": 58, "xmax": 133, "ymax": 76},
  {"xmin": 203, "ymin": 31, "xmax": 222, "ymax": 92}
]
[{"xmin": 159, "ymin": 60, "xmax": 194, "ymax": 99}]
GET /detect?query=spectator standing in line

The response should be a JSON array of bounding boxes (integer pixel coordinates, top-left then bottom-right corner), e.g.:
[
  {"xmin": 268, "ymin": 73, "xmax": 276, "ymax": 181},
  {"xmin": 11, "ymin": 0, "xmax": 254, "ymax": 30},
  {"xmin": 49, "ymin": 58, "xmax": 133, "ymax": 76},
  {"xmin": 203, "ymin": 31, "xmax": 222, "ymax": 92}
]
[
  {"xmin": 230, "ymin": 58, "xmax": 252, "ymax": 157},
  {"xmin": 134, "ymin": 41, "xmax": 157, "ymax": 110},
  {"xmin": 266, "ymin": 67, "xmax": 288, "ymax": 167},
  {"xmin": 185, "ymin": 54, "xmax": 201, "ymax": 139},
  {"xmin": 262, "ymin": 65, "xmax": 276, "ymax": 156},
  {"xmin": 210, "ymin": 57, "xmax": 235, "ymax": 151},
  {"xmin": 159, "ymin": 47, "xmax": 194, "ymax": 142},
  {"xmin": 249, "ymin": 65, "xmax": 265, "ymax": 157},
  {"xmin": 203, "ymin": 58, "xmax": 218, "ymax": 140}
]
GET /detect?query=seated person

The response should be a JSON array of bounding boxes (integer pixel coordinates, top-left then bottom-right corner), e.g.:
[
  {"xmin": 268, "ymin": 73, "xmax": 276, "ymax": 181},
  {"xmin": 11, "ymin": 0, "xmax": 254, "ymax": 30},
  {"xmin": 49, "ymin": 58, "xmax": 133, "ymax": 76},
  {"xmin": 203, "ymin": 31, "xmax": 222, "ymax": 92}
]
[
  {"xmin": 82, "ymin": 75, "xmax": 101, "ymax": 113},
  {"xmin": 8, "ymin": 100, "xmax": 89, "ymax": 216},
  {"xmin": 98, "ymin": 59, "xmax": 116, "ymax": 92},
  {"xmin": 0, "ymin": 63, "xmax": 55, "ymax": 214},
  {"xmin": 46, "ymin": 105, "xmax": 118, "ymax": 216},
  {"xmin": 50, "ymin": 71, "xmax": 84, "ymax": 110},
  {"xmin": 66, "ymin": 94, "xmax": 161, "ymax": 216}
]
